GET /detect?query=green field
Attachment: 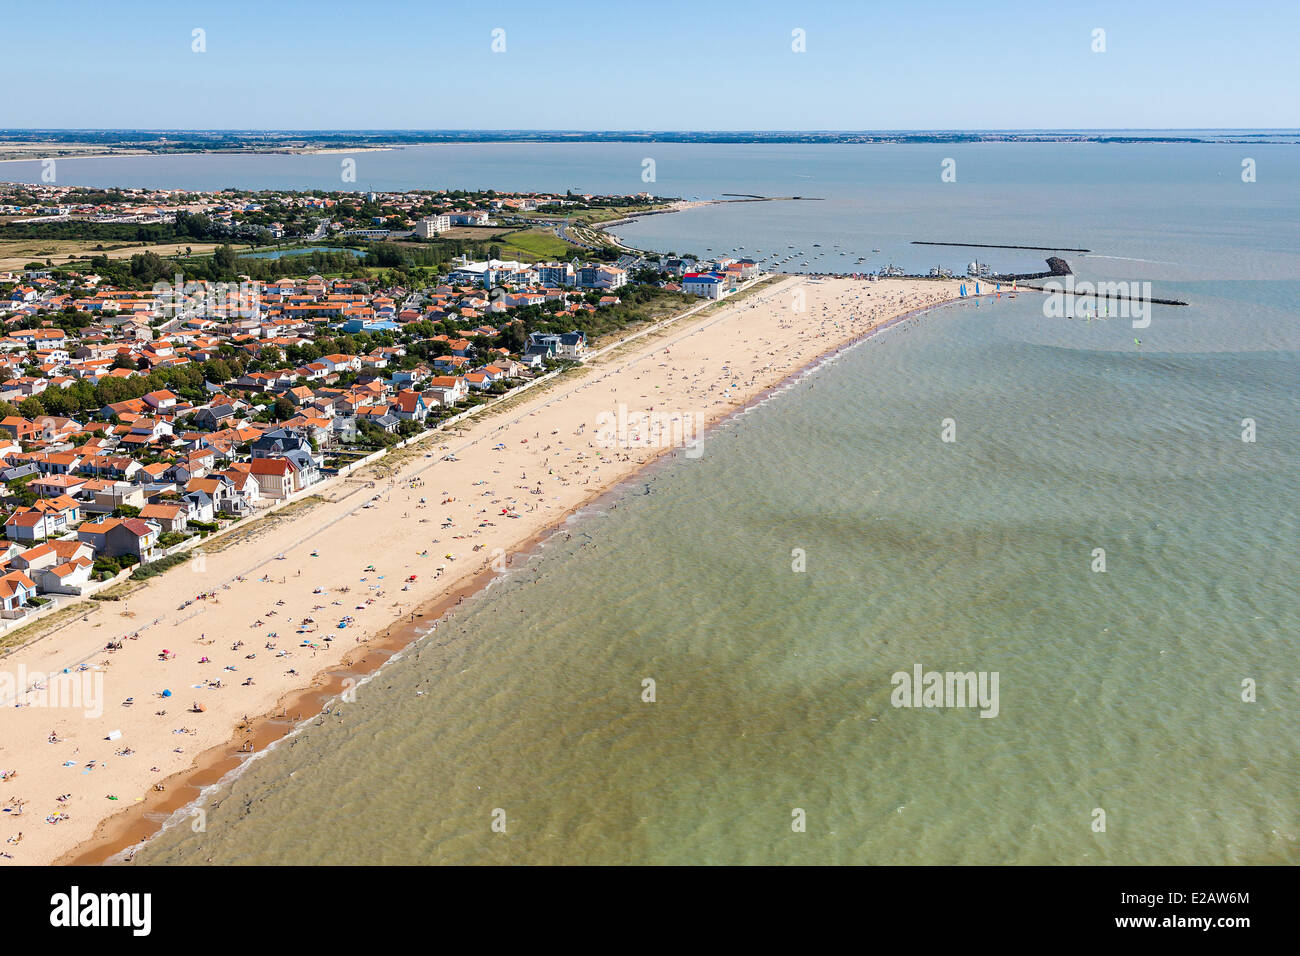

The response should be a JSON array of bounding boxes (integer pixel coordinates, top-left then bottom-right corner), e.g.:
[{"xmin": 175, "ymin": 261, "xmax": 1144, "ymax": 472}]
[
  {"xmin": 532, "ymin": 203, "xmax": 671, "ymax": 226},
  {"xmin": 498, "ymin": 228, "xmax": 572, "ymax": 260}
]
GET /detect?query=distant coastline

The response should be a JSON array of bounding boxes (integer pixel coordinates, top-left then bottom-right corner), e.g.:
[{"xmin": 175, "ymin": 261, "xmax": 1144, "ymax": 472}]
[
  {"xmin": 0, "ymin": 128, "xmax": 1296, "ymax": 162},
  {"xmin": 0, "ymin": 144, "xmax": 396, "ymax": 163}
]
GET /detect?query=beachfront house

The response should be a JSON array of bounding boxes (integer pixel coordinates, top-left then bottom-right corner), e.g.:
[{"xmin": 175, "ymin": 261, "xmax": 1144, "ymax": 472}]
[
  {"xmin": 253, "ymin": 427, "xmax": 323, "ymax": 469},
  {"xmin": 424, "ymin": 375, "xmax": 468, "ymax": 406},
  {"xmin": 181, "ymin": 489, "xmax": 217, "ymax": 523},
  {"xmin": 77, "ymin": 517, "xmax": 160, "ymax": 562},
  {"xmin": 139, "ymin": 502, "xmax": 189, "ymax": 534},
  {"xmin": 248, "ymin": 457, "xmax": 297, "ymax": 500},
  {"xmin": 682, "ymin": 272, "xmax": 725, "ymax": 299},
  {"xmin": 12, "ymin": 539, "xmax": 95, "ymax": 576},
  {"xmin": 393, "ymin": 389, "xmax": 430, "ymax": 422},
  {"xmin": 526, "ymin": 331, "xmax": 587, "ymax": 360},
  {"xmin": 0, "ymin": 569, "xmax": 37, "ymax": 616},
  {"xmin": 32, "ymin": 555, "xmax": 93, "ymax": 595},
  {"xmin": 12, "ymin": 540, "xmax": 96, "ymax": 594}
]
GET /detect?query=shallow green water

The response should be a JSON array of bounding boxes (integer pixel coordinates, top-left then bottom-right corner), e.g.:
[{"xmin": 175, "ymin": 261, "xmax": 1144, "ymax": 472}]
[{"xmin": 133, "ymin": 283, "xmax": 1299, "ymax": 865}]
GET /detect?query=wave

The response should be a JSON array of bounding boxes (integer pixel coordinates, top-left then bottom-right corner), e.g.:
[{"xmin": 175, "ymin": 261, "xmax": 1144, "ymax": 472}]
[{"xmin": 1083, "ymin": 254, "xmax": 1180, "ymax": 266}]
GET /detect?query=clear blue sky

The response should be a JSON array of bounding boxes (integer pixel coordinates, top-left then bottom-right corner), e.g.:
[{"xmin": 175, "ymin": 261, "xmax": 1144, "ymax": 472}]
[{"xmin": 8, "ymin": 0, "xmax": 1297, "ymax": 130}]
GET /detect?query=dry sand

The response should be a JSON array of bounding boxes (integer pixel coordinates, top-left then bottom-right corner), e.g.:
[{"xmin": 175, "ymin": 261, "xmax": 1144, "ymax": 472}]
[{"xmin": 0, "ymin": 275, "xmax": 973, "ymax": 865}]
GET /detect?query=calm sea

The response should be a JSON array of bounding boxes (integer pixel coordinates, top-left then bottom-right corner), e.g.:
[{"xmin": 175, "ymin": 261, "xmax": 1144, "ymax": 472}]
[{"xmin": 49, "ymin": 142, "xmax": 1292, "ymax": 864}]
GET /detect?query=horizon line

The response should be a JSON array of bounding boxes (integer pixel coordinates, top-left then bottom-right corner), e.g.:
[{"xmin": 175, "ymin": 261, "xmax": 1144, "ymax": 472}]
[{"xmin": 4, "ymin": 127, "xmax": 1299, "ymax": 134}]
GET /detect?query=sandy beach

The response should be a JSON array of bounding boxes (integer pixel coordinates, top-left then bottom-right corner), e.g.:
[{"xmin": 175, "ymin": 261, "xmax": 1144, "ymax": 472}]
[{"xmin": 0, "ymin": 274, "xmax": 969, "ymax": 865}]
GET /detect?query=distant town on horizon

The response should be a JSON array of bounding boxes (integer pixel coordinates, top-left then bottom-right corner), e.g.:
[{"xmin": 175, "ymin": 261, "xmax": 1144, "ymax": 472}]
[{"xmin": 1, "ymin": 128, "xmax": 1297, "ymax": 154}]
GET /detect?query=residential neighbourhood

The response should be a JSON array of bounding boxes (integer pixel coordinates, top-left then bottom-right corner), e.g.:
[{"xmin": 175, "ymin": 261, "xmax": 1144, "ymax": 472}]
[
  {"xmin": 0, "ymin": 181, "xmax": 663, "ymax": 248},
  {"xmin": 0, "ymin": 184, "xmax": 762, "ymax": 620}
]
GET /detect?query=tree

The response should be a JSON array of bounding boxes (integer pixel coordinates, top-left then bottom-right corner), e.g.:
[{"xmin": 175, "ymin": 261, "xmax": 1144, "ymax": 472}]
[
  {"xmin": 202, "ymin": 358, "xmax": 232, "ymax": 383},
  {"xmin": 273, "ymin": 395, "xmax": 295, "ymax": 421},
  {"xmin": 38, "ymin": 387, "xmax": 76, "ymax": 416},
  {"xmin": 213, "ymin": 245, "xmax": 239, "ymax": 275},
  {"xmin": 498, "ymin": 323, "xmax": 527, "ymax": 354},
  {"xmin": 128, "ymin": 251, "xmax": 171, "ymax": 285},
  {"xmin": 19, "ymin": 396, "xmax": 45, "ymax": 418},
  {"xmin": 6, "ymin": 474, "xmax": 38, "ymax": 507}
]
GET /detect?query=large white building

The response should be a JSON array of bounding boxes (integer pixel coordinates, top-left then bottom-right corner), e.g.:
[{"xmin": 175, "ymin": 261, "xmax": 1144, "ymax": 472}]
[
  {"xmin": 682, "ymin": 273, "xmax": 725, "ymax": 299},
  {"xmin": 448, "ymin": 210, "xmax": 490, "ymax": 226},
  {"xmin": 537, "ymin": 262, "xmax": 577, "ymax": 287},
  {"xmin": 446, "ymin": 259, "xmax": 536, "ymax": 287},
  {"xmin": 415, "ymin": 215, "xmax": 451, "ymax": 238},
  {"xmin": 577, "ymin": 265, "xmax": 628, "ymax": 290}
]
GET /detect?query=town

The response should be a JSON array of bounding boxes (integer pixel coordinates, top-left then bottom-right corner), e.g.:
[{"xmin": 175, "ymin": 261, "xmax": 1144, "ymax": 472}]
[{"xmin": 0, "ymin": 183, "xmax": 763, "ymax": 628}]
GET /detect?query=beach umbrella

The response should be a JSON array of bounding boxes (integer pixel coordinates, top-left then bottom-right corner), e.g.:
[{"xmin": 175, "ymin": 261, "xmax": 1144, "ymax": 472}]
[{"xmin": 161, "ymin": 689, "xmax": 172, "ymax": 698}]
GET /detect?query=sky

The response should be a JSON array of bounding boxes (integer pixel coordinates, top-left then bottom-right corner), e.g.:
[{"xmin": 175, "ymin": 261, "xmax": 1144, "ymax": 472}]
[{"xmin": 6, "ymin": 0, "xmax": 1298, "ymax": 131}]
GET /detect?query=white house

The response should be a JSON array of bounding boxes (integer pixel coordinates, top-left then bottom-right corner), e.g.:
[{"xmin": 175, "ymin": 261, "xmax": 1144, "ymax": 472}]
[
  {"xmin": 0, "ymin": 569, "xmax": 38, "ymax": 615},
  {"xmin": 425, "ymin": 375, "xmax": 468, "ymax": 406},
  {"xmin": 33, "ymin": 556, "xmax": 93, "ymax": 595}
]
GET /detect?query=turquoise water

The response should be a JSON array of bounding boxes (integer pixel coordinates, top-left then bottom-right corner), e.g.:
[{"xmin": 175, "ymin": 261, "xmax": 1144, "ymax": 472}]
[{"xmin": 114, "ymin": 143, "xmax": 1298, "ymax": 865}]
